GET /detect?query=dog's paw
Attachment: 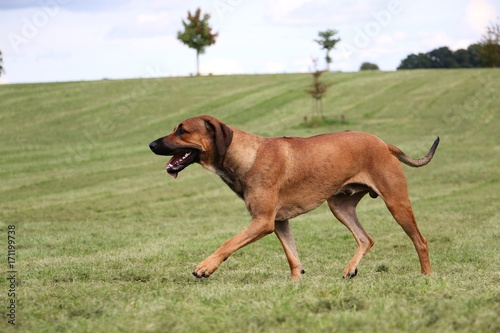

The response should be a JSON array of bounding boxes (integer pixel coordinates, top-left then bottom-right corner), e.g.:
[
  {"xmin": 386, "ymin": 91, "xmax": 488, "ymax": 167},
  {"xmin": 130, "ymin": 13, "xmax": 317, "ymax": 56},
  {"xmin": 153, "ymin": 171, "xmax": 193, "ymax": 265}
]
[
  {"xmin": 290, "ymin": 268, "xmax": 305, "ymax": 281},
  {"xmin": 192, "ymin": 257, "xmax": 220, "ymax": 278},
  {"xmin": 192, "ymin": 266, "xmax": 215, "ymax": 279},
  {"xmin": 192, "ymin": 269, "xmax": 210, "ymax": 278},
  {"xmin": 342, "ymin": 268, "xmax": 358, "ymax": 279}
]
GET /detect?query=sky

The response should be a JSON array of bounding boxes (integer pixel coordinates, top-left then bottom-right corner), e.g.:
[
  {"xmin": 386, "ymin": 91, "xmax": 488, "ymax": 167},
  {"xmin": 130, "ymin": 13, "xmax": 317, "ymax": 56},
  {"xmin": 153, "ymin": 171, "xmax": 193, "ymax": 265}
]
[{"xmin": 0, "ymin": 0, "xmax": 498, "ymax": 84}]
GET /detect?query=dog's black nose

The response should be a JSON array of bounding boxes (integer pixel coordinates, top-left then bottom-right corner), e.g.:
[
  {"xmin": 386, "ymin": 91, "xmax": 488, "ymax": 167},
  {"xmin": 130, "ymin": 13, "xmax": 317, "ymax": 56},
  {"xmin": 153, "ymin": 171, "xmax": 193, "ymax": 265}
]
[{"xmin": 149, "ymin": 141, "xmax": 158, "ymax": 152}]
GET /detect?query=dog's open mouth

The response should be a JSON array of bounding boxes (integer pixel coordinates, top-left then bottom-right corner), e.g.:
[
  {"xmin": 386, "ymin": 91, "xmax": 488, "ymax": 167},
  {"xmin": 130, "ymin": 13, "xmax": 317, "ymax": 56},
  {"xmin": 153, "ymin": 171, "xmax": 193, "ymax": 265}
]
[{"xmin": 166, "ymin": 150, "xmax": 199, "ymax": 178}]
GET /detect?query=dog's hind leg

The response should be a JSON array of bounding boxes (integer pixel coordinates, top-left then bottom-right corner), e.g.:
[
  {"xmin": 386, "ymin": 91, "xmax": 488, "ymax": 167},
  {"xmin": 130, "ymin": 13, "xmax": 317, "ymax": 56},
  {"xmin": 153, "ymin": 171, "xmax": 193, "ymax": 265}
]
[
  {"xmin": 372, "ymin": 162, "xmax": 432, "ymax": 275},
  {"xmin": 275, "ymin": 220, "xmax": 304, "ymax": 280},
  {"xmin": 327, "ymin": 190, "xmax": 373, "ymax": 278},
  {"xmin": 381, "ymin": 190, "xmax": 432, "ymax": 275}
]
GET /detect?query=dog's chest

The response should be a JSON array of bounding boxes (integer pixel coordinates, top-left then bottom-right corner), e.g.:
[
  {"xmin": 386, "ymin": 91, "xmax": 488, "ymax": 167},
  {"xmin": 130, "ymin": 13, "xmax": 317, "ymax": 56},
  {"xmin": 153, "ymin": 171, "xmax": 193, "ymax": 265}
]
[{"xmin": 217, "ymin": 169, "xmax": 245, "ymax": 199}]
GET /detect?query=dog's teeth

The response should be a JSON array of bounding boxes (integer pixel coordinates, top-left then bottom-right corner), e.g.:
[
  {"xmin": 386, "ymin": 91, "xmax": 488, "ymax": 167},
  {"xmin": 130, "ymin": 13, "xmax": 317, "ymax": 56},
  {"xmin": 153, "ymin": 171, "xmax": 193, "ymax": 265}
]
[{"xmin": 179, "ymin": 152, "xmax": 191, "ymax": 161}]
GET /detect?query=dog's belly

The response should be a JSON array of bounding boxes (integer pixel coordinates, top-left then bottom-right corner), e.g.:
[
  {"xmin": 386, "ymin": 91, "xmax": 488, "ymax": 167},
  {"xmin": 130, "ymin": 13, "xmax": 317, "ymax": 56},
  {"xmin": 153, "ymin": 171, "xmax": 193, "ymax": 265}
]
[{"xmin": 276, "ymin": 200, "xmax": 324, "ymax": 221}]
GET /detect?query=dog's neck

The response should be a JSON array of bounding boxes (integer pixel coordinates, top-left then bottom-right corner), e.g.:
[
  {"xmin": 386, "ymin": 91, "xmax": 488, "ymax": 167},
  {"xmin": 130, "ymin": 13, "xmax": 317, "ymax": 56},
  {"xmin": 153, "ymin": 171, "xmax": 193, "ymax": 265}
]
[
  {"xmin": 204, "ymin": 128, "xmax": 266, "ymax": 199},
  {"xmin": 225, "ymin": 128, "xmax": 264, "ymax": 175}
]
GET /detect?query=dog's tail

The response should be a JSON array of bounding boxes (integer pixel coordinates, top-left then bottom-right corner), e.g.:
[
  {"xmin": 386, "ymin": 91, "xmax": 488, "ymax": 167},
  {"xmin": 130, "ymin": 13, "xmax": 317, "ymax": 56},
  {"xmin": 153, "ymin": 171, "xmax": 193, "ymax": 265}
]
[{"xmin": 387, "ymin": 137, "xmax": 440, "ymax": 167}]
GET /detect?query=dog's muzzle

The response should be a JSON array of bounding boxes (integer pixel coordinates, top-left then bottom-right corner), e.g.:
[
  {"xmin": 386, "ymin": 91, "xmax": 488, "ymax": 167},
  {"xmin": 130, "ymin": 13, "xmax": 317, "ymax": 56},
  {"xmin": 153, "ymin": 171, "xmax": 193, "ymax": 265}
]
[
  {"xmin": 149, "ymin": 139, "xmax": 162, "ymax": 154},
  {"xmin": 149, "ymin": 138, "xmax": 200, "ymax": 178}
]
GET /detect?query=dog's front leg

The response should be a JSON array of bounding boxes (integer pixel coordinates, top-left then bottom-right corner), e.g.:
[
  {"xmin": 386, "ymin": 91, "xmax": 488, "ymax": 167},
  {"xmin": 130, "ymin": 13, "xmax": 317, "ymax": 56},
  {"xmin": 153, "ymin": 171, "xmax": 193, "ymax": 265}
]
[
  {"xmin": 275, "ymin": 220, "xmax": 305, "ymax": 280},
  {"xmin": 193, "ymin": 216, "xmax": 275, "ymax": 278}
]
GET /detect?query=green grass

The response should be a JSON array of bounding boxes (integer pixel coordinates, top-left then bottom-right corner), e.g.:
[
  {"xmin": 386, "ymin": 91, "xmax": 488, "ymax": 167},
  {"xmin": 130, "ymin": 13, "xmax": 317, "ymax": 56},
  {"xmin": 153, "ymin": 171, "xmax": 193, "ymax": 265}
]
[{"xmin": 1, "ymin": 69, "xmax": 499, "ymax": 332}]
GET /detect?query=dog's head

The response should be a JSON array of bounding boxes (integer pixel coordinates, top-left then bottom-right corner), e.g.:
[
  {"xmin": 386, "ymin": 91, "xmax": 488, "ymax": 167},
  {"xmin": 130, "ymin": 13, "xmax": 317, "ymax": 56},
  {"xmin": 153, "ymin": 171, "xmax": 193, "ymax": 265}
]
[{"xmin": 149, "ymin": 115, "xmax": 233, "ymax": 178}]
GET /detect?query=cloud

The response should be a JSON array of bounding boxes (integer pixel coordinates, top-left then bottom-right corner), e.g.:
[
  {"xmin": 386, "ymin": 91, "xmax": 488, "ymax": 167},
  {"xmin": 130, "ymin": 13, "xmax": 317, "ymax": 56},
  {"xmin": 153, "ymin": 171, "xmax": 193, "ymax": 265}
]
[
  {"xmin": 266, "ymin": 0, "xmax": 329, "ymax": 25},
  {"xmin": 465, "ymin": 0, "xmax": 497, "ymax": 33},
  {"xmin": 417, "ymin": 31, "xmax": 454, "ymax": 50},
  {"xmin": 0, "ymin": 0, "xmax": 40, "ymax": 10},
  {"xmin": 451, "ymin": 39, "xmax": 474, "ymax": 50},
  {"xmin": 375, "ymin": 34, "xmax": 394, "ymax": 45},
  {"xmin": 266, "ymin": 0, "xmax": 312, "ymax": 22},
  {"xmin": 145, "ymin": 0, "xmax": 198, "ymax": 11},
  {"xmin": 35, "ymin": 50, "xmax": 71, "ymax": 61},
  {"xmin": 202, "ymin": 57, "xmax": 244, "ymax": 75},
  {"xmin": 265, "ymin": 0, "xmax": 380, "ymax": 26},
  {"xmin": 107, "ymin": 12, "xmax": 173, "ymax": 39},
  {"xmin": 266, "ymin": 62, "xmax": 286, "ymax": 73},
  {"xmin": 292, "ymin": 56, "xmax": 314, "ymax": 73},
  {"xmin": 0, "ymin": 0, "xmax": 132, "ymax": 12}
]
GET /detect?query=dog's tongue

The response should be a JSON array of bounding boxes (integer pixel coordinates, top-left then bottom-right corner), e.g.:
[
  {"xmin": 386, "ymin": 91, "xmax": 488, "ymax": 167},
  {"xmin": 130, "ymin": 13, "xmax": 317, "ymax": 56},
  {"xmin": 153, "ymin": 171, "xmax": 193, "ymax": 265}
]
[
  {"xmin": 165, "ymin": 162, "xmax": 178, "ymax": 179},
  {"xmin": 165, "ymin": 151, "xmax": 194, "ymax": 179},
  {"xmin": 166, "ymin": 155, "xmax": 180, "ymax": 179}
]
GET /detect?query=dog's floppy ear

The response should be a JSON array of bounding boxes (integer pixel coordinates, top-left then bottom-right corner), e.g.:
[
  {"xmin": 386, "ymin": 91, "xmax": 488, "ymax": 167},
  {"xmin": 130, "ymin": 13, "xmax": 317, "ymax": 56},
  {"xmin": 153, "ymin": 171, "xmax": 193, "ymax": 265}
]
[{"xmin": 204, "ymin": 117, "xmax": 233, "ymax": 157}]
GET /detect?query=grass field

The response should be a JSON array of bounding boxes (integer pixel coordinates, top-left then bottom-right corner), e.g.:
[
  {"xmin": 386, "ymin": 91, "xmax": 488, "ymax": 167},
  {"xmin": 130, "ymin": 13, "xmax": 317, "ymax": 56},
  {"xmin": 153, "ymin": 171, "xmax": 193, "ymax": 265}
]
[{"xmin": 0, "ymin": 69, "xmax": 499, "ymax": 332}]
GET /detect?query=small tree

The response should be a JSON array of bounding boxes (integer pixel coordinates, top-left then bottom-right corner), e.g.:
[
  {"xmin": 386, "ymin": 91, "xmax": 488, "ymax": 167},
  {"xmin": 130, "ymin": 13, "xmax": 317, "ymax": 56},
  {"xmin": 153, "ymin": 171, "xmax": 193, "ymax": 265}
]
[
  {"xmin": 0, "ymin": 50, "xmax": 4, "ymax": 76},
  {"xmin": 479, "ymin": 19, "xmax": 500, "ymax": 67},
  {"xmin": 314, "ymin": 29, "xmax": 341, "ymax": 71},
  {"xmin": 306, "ymin": 58, "xmax": 329, "ymax": 118},
  {"xmin": 360, "ymin": 62, "xmax": 379, "ymax": 71},
  {"xmin": 177, "ymin": 8, "xmax": 218, "ymax": 76}
]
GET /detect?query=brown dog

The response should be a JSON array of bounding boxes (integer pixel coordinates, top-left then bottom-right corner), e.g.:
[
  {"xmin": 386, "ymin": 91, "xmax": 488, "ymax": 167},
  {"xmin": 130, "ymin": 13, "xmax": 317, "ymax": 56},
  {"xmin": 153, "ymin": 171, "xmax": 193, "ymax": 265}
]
[{"xmin": 149, "ymin": 115, "xmax": 439, "ymax": 280}]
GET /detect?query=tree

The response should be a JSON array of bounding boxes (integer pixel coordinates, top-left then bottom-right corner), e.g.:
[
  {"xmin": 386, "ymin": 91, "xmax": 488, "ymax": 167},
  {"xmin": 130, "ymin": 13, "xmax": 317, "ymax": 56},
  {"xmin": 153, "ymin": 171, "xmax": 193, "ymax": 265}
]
[
  {"xmin": 305, "ymin": 58, "xmax": 329, "ymax": 118},
  {"xmin": 397, "ymin": 45, "xmax": 488, "ymax": 69},
  {"xmin": 454, "ymin": 48, "xmax": 472, "ymax": 68},
  {"xmin": 314, "ymin": 29, "xmax": 341, "ymax": 71},
  {"xmin": 177, "ymin": 8, "xmax": 218, "ymax": 76},
  {"xmin": 467, "ymin": 44, "xmax": 484, "ymax": 67},
  {"xmin": 360, "ymin": 62, "xmax": 379, "ymax": 71},
  {"xmin": 479, "ymin": 19, "xmax": 500, "ymax": 67},
  {"xmin": 397, "ymin": 53, "xmax": 431, "ymax": 69},
  {"xmin": 428, "ymin": 47, "xmax": 459, "ymax": 68},
  {"xmin": 0, "ymin": 50, "xmax": 4, "ymax": 77}
]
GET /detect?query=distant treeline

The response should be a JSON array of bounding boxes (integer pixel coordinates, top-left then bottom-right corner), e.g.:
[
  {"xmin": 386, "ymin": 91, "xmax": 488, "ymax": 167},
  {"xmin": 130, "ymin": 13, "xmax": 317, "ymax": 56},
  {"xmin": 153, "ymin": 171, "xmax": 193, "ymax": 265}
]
[{"xmin": 397, "ymin": 44, "xmax": 500, "ymax": 69}]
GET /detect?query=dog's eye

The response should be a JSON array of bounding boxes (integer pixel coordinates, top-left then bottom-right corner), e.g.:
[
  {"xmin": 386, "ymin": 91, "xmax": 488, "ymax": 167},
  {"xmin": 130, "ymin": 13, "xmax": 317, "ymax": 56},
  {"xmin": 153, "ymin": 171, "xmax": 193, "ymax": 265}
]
[{"xmin": 176, "ymin": 126, "xmax": 187, "ymax": 135}]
